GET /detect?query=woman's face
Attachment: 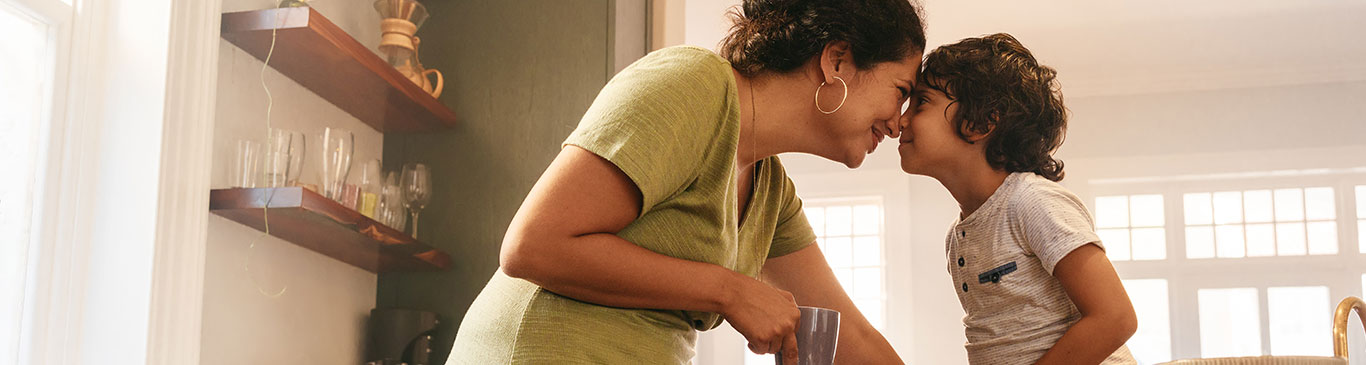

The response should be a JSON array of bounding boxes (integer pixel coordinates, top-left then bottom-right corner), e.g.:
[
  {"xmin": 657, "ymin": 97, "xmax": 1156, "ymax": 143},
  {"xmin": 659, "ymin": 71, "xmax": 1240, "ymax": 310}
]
[{"xmin": 815, "ymin": 52, "xmax": 923, "ymax": 168}]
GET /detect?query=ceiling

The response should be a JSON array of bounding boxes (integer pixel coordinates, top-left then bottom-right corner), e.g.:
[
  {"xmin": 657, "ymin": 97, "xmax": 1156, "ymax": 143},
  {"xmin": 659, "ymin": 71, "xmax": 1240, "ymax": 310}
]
[
  {"xmin": 680, "ymin": 0, "xmax": 1366, "ymax": 98},
  {"xmin": 916, "ymin": 0, "xmax": 1366, "ymax": 97},
  {"xmin": 676, "ymin": 0, "xmax": 1366, "ymax": 173}
]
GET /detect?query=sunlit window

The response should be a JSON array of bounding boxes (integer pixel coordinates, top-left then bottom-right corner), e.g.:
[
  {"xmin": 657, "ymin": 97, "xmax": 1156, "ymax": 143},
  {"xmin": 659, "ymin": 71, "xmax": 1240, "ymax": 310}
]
[{"xmin": 0, "ymin": 2, "xmax": 53, "ymax": 361}]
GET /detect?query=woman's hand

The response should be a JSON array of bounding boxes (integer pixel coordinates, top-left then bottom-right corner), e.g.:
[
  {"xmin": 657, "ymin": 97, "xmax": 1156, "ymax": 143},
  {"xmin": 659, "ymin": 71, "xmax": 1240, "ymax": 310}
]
[
  {"xmin": 761, "ymin": 244, "xmax": 904, "ymax": 364},
  {"xmin": 720, "ymin": 274, "xmax": 801, "ymax": 363}
]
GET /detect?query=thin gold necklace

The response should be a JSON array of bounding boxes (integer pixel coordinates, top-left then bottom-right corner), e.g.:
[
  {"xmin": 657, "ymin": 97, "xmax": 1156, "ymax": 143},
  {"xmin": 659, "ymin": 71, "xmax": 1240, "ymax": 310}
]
[
  {"xmin": 748, "ymin": 79, "xmax": 759, "ymax": 187},
  {"xmin": 739, "ymin": 78, "xmax": 757, "ymax": 227}
]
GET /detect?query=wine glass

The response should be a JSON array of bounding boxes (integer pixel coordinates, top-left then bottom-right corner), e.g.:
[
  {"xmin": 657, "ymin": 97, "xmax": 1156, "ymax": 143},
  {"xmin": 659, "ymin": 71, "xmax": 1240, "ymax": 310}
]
[{"xmin": 400, "ymin": 163, "xmax": 431, "ymax": 238}]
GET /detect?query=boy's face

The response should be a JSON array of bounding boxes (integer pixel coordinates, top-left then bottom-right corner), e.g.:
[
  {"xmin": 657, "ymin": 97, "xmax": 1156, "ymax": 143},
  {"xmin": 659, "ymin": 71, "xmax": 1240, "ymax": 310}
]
[{"xmin": 896, "ymin": 82, "xmax": 978, "ymax": 177}]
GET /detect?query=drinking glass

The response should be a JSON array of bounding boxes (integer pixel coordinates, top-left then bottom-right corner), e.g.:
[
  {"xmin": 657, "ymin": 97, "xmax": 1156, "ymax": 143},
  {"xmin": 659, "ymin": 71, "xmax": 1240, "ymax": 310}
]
[
  {"xmin": 262, "ymin": 128, "xmax": 304, "ymax": 187},
  {"xmin": 233, "ymin": 140, "xmax": 261, "ymax": 188},
  {"xmin": 318, "ymin": 127, "xmax": 354, "ymax": 201}
]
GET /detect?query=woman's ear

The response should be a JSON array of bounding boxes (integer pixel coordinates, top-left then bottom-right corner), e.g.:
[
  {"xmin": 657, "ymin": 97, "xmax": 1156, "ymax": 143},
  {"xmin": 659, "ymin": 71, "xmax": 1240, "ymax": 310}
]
[{"xmin": 819, "ymin": 41, "xmax": 854, "ymax": 83}]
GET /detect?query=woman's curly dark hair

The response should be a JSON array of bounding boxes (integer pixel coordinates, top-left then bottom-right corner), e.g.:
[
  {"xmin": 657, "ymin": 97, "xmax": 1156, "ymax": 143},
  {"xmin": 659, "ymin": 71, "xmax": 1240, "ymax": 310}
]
[
  {"xmin": 921, "ymin": 33, "xmax": 1068, "ymax": 181},
  {"xmin": 719, "ymin": 0, "xmax": 927, "ymax": 77}
]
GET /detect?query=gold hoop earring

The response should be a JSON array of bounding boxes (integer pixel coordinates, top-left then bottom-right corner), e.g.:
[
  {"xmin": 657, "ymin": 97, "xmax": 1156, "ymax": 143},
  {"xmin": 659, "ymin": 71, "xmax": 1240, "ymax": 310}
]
[{"xmin": 815, "ymin": 76, "xmax": 848, "ymax": 114}]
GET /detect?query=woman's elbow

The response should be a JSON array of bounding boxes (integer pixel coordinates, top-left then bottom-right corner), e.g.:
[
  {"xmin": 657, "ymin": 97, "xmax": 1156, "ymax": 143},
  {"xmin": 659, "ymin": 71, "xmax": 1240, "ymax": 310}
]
[{"xmin": 498, "ymin": 233, "xmax": 541, "ymax": 280}]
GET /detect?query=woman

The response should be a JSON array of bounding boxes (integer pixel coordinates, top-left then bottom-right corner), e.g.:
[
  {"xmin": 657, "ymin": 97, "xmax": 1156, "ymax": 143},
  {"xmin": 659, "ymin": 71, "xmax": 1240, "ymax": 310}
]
[{"xmin": 448, "ymin": 0, "xmax": 926, "ymax": 363}]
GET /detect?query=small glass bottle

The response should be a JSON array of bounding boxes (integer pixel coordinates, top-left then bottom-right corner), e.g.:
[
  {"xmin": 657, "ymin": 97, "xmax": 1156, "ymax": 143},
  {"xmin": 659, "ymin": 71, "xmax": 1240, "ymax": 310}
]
[{"xmin": 359, "ymin": 159, "xmax": 381, "ymax": 218}]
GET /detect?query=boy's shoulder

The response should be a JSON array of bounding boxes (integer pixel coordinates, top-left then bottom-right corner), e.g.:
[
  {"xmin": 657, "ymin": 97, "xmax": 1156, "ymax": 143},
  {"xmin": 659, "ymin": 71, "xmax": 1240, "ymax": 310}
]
[{"xmin": 1001, "ymin": 172, "xmax": 1089, "ymax": 216}]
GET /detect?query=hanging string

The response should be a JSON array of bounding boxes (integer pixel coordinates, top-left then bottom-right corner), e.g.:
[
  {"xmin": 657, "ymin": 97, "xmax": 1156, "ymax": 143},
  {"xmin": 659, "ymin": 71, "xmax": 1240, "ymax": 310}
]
[{"xmin": 245, "ymin": 2, "xmax": 291, "ymax": 298}]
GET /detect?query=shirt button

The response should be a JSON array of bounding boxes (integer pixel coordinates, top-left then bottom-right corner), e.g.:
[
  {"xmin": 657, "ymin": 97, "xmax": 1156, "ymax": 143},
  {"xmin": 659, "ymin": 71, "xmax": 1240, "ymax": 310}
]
[
  {"xmin": 962, "ymin": 282, "xmax": 969, "ymax": 292},
  {"xmin": 957, "ymin": 257, "xmax": 965, "ymax": 267}
]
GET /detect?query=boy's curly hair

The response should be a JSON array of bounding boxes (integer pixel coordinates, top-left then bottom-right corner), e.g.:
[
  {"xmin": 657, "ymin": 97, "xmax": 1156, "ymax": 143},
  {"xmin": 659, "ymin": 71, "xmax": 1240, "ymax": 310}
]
[{"xmin": 921, "ymin": 33, "xmax": 1068, "ymax": 182}]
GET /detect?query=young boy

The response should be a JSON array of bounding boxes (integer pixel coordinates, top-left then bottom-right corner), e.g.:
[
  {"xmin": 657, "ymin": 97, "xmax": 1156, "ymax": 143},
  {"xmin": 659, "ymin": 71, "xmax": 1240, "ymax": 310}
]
[{"xmin": 897, "ymin": 33, "xmax": 1138, "ymax": 365}]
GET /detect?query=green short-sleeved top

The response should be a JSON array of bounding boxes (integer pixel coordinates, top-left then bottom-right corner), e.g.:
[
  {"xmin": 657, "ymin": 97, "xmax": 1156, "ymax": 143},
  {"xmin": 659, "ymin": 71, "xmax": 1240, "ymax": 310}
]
[{"xmin": 447, "ymin": 46, "xmax": 817, "ymax": 364}]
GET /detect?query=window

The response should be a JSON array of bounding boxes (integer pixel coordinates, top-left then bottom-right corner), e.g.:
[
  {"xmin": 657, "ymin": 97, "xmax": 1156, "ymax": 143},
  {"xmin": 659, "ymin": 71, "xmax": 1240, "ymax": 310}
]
[
  {"xmin": 1267, "ymin": 286, "xmax": 1332, "ymax": 356},
  {"xmin": 1122, "ymin": 279, "xmax": 1172, "ymax": 364},
  {"xmin": 1197, "ymin": 287, "xmax": 1262, "ymax": 357},
  {"xmin": 1184, "ymin": 188, "xmax": 1337, "ymax": 258},
  {"xmin": 744, "ymin": 199, "xmax": 886, "ymax": 365},
  {"xmin": 1, "ymin": 2, "xmax": 54, "ymax": 361},
  {"xmin": 1357, "ymin": 185, "xmax": 1365, "ymax": 253},
  {"xmin": 804, "ymin": 202, "xmax": 886, "ymax": 329},
  {"xmin": 1095, "ymin": 194, "xmax": 1166, "ymax": 261},
  {"xmin": 1091, "ymin": 175, "xmax": 1366, "ymax": 364}
]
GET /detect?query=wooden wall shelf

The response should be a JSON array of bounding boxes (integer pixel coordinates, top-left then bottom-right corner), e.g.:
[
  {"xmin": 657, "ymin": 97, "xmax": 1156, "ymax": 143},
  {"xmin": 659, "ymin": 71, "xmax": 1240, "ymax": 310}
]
[
  {"xmin": 210, "ymin": 187, "xmax": 451, "ymax": 273},
  {"xmin": 221, "ymin": 7, "xmax": 457, "ymax": 133}
]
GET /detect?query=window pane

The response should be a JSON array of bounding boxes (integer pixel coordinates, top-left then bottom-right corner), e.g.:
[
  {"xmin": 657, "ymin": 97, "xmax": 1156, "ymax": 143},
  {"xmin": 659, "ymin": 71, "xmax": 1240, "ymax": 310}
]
[
  {"xmin": 1198, "ymin": 288, "xmax": 1262, "ymax": 358},
  {"xmin": 856, "ymin": 299, "xmax": 885, "ymax": 330},
  {"xmin": 852, "ymin": 204, "xmax": 879, "ymax": 235},
  {"xmin": 1098, "ymin": 228, "xmax": 1131, "ymax": 261},
  {"xmin": 1303, "ymin": 187, "xmax": 1335, "ymax": 221},
  {"xmin": 1096, "ymin": 196, "xmax": 1130, "ymax": 228},
  {"xmin": 852, "ymin": 236, "xmax": 880, "ymax": 267},
  {"xmin": 852, "ymin": 267, "xmax": 882, "ymax": 299},
  {"xmin": 1356, "ymin": 186, "xmax": 1366, "ymax": 218},
  {"xmin": 1306, "ymin": 221, "xmax": 1337, "ymax": 255},
  {"xmin": 824, "ymin": 237, "xmax": 852, "ymax": 268},
  {"xmin": 834, "ymin": 269, "xmax": 853, "ymax": 297},
  {"xmin": 1131, "ymin": 228, "xmax": 1166, "ymax": 261},
  {"xmin": 1276, "ymin": 222, "xmax": 1307, "ymax": 256},
  {"xmin": 825, "ymin": 206, "xmax": 852, "ymax": 236},
  {"xmin": 1184, "ymin": 193, "xmax": 1214, "ymax": 225},
  {"xmin": 1130, "ymin": 195, "xmax": 1164, "ymax": 227},
  {"xmin": 744, "ymin": 348, "xmax": 770, "ymax": 365},
  {"xmin": 1268, "ymin": 286, "xmax": 1332, "ymax": 356},
  {"xmin": 1213, "ymin": 192, "xmax": 1244, "ymax": 224},
  {"xmin": 1123, "ymin": 279, "xmax": 1171, "ymax": 365},
  {"xmin": 1245, "ymin": 224, "xmax": 1275, "ymax": 257},
  {"xmin": 1, "ymin": 5, "xmax": 48, "ymax": 362},
  {"xmin": 1359, "ymin": 220, "xmax": 1365, "ymax": 254},
  {"xmin": 1215, "ymin": 225, "xmax": 1245, "ymax": 258},
  {"xmin": 805, "ymin": 207, "xmax": 825, "ymax": 237},
  {"xmin": 1186, "ymin": 226, "xmax": 1215, "ymax": 259},
  {"xmin": 1274, "ymin": 188, "xmax": 1305, "ymax": 221},
  {"xmin": 1243, "ymin": 190, "xmax": 1274, "ymax": 223}
]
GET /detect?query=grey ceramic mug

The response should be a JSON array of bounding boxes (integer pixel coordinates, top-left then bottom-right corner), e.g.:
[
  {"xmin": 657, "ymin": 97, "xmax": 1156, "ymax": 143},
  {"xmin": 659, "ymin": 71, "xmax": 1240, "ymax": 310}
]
[{"xmin": 774, "ymin": 306, "xmax": 840, "ymax": 365}]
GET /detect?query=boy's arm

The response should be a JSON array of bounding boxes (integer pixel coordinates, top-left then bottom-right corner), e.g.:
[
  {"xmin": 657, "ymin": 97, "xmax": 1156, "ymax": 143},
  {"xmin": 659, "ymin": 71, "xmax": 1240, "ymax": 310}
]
[
  {"xmin": 760, "ymin": 244, "xmax": 904, "ymax": 365},
  {"xmin": 1034, "ymin": 243, "xmax": 1138, "ymax": 365}
]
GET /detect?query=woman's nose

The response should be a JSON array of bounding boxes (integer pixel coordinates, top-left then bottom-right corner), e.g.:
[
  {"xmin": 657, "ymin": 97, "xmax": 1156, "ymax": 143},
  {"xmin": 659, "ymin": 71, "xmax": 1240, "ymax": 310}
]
[
  {"xmin": 883, "ymin": 117, "xmax": 901, "ymax": 138},
  {"xmin": 895, "ymin": 112, "xmax": 911, "ymax": 132}
]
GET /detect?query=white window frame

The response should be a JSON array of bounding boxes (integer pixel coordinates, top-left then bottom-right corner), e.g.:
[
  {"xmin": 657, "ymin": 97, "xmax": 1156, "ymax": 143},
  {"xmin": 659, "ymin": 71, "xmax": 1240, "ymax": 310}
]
[
  {"xmin": 1088, "ymin": 170, "xmax": 1366, "ymax": 362},
  {"xmin": 7, "ymin": 0, "xmax": 222, "ymax": 363},
  {"xmin": 5, "ymin": 0, "xmax": 77, "ymax": 363}
]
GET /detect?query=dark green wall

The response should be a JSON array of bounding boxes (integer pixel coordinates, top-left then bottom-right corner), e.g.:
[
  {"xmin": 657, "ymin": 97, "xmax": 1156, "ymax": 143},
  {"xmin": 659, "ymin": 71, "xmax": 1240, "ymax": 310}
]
[{"xmin": 379, "ymin": 0, "xmax": 612, "ymax": 360}]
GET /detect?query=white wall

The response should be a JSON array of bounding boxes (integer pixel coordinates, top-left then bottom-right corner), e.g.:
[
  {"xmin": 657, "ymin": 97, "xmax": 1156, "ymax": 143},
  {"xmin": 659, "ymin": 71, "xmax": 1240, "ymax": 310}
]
[{"xmin": 201, "ymin": 0, "xmax": 388, "ymax": 363}]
